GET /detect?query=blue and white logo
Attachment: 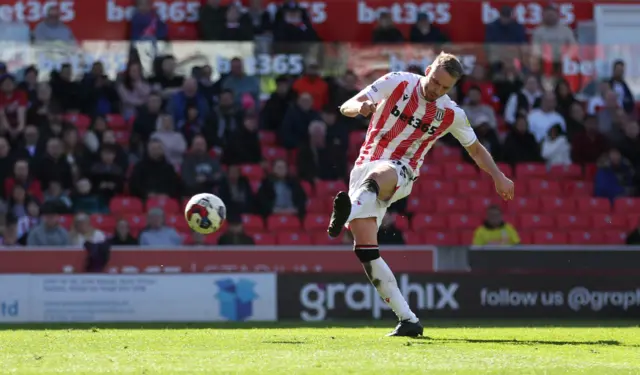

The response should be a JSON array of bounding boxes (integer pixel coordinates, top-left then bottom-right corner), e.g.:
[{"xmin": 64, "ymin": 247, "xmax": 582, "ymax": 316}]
[
  {"xmin": 0, "ymin": 300, "xmax": 19, "ymax": 318},
  {"xmin": 215, "ymin": 278, "xmax": 258, "ymax": 321}
]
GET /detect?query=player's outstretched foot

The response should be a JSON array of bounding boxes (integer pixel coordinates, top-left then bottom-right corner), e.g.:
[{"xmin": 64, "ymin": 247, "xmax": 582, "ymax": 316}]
[
  {"xmin": 327, "ymin": 191, "xmax": 351, "ymax": 238},
  {"xmin": 386, "ymin": 320, "xmax": 424, "ymax": 337}
]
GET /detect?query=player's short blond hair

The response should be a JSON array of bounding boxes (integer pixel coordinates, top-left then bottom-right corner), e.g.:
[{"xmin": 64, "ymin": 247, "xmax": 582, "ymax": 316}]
[{"xmin": 431, "ymin": 52, "xmax": 464, "ymax": 80}]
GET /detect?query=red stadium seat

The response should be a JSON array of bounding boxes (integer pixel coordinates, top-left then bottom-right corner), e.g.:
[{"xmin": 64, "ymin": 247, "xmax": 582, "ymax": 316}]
[
  {"xmin": 459, "ymin": 230, "xmax": 475, "ymax": 245},
  {"xmin": 110, "ymin": 196, "xmax": 144, "ymax": 215},
  {"xmin": 277, "ymin": 232, "xmax": 312, "ymax": 245},
  {"xmin": 533, "ymin": 231, "xmax": 568, "ymax": 245},
  {"xmin": 241, "ymin": 214, "xmax": 265, "ymax": 232},
  {"xmin": 576, "ymin": 197, "xmax": 611, "ymax": 214},
  {"xmin": 63, "ymin": 113, "xmax": 91, "ymax": 129},
  {"xmin": 456, "ymin": 180, "xmax": 492, "ymax": 196},
  {"xmin": 349, "ymin": 131, "xmax": 366, "ymax": 149},
  {"xmin": 252, "ymin": 233, "xmax": 276, "ymax": 245},
  {"xmin": 423, "ymin": 231, "xmax": 460, "ymax": 245},
  {"xmin": 569, "ymin": 231, "xmax": 605, "ymax": 245},
  {"xmin": 249, "ymin": 179, "xmax": 261, "ymax": 193},
  {"xmin": 518, "ymin": 214, "xmax": 555, "ymax": 230},
  {"xmin": 258, "ymin": 131, "xmax": 277, "ymax": 146},
  {"xmin": 540, "ymin": 197, "xmax": 577, "ymax": 213},
  {"xmin": 443, "ymin": 162, "xmax": 478, "ymax": 180},
  {"xmin": 300, "ymin": 180, "xmax": 314, "ymax": 198},
  {"xmin": 90, "ymin": 214, "xmax": 116, "ymax": 233},
  {"xmin": 124, "ymin": 214, "xmax": 146, "ymax": 232},
  {"xmin": 430, "ymin": 147, "xmax": 462, "ymax": 162},
  {"xmin": 447, "ymin": 214, "xmax": 481, "ymax": 230},
  {"xmin": 614, "ymin": 198, "xmax": 640, "ymax": 214},
  {"xmin": 518, "ymin": 231, "xmax": 534, "ymax": 244},
  {"xmin": 391, "ymin": 214, "xmax": 410, "ymax": 231},
  {"xmin": 419, "ymin": 180, "xmax": 455, "ymax": 196},
  {"xmin": 239, "ymin": 164, "xmax": 265, "ymax": 180},
  {"xmin": 405, "ymin": 196, "xmax": 434, "ymax": 213},
  {"xmin": 315, "ymin": 180, "xmax": 347, "ymax": 197},
  {"xmin": 584, "ymin": 163, "xmax": 598, "ymax": 180},
  {"xmin": 304, "ymin": 214, "xmax": 328, "ymax": 231},
  {"xmin": 629, "ymin": 215, "xmax": 639, "ymax": 229},
  {"xmin": 469, "ymin": 197, "xmax": 507, "ymax": 213},
  {"xmin": 435, "ymin": 197, "xmax": 469, "ymax": 213},
  {"xmin": 262, "ymin": 146, "xmax": 287, "ymax": 161},
  {"xmin": 166, "ymin": 214, "xmax": 190, "ymax": 233},
  {"xmin": 58, "ymin": 214, "xmax": 73, "ymax": 230},
  {"xmin": 412, "ymin": 214, "xmax": 447, "ymax": 231},
  {"xmin": 591, "ymin": 214, "xmax": 628, "ymax": 230},
  {"xmin": 419, "ymin": 163, "xmax": 444, "ymax": 178},
  {"xmin": 497, "ymin": 162, "xmax": 514, "ymax": 178},
  {"xmin": 311, "ymin": 232, "xmax": 343, "ymax": 245},
  {"xmin": 306, "ymin": 197, "xmax": 331, "ymax": 214},
  {"xmin": 516, "ymin": 163, "xmax": 547, "ymax": 179},
  {"xmin": 527, "ymin": 180, "xmax": 562, "ymax": 196},
  {"xmin": 267, "ymin": 215, "xmax": 301, "ymax": 231},
  {"xmin": 114, "ymin": 130, "xmax": 130, "ymax": 146},
  {"xmin": 146, "ymin": 196, "xmax": 180, "ymax": 214},
  {"xmin": 506, "ymin": 197, "xmax": 540, "ymax": 214},
  {"xmin": 549, "ymin": 164, "xmax": 582, "ymax": 180},
  {"xmin": 555, "ymin": 214, "xmax": 591, "ymax": 230},
  {"xmin": 562, "ymin": 181, "xmax": 593, "ymax": 197},
  {"xmin": 403, "ymin": 231, "xmax": 423, "ymax": 245},
  {"xmin": 603, "ymin": 231, "xmax": 628, "ymax": 245},
  {"xmin": 106, "ymin": 114, "xmax": 127, "ymax": 130}
]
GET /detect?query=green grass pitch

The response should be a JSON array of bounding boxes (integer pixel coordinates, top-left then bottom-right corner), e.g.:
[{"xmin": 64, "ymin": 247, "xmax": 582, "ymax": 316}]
[{"xmin": 1, "ymin": 321, "xmax": 639, "ymax": 374}]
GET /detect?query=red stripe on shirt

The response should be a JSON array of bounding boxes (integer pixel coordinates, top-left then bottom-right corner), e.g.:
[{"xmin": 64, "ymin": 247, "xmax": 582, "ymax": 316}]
[
  {"xmin": 356, "ymin": 81, "xmax": 408, "ymax": 165},
  {"xmin": 409, "ymin": 107, "xmax": 456, "ymax": 170},
  {"xmin": 390, "ymin": 100, "xmax": 437, "ymax": 160}
]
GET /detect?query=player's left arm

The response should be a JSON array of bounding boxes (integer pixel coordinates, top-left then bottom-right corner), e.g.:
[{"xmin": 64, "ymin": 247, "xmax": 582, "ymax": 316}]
[{"xmin": 449, "ymin": 109, "xmax": 514, "ymax": 200}]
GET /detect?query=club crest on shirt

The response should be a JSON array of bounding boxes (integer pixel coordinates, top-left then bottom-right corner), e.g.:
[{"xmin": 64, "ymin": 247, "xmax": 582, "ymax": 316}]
[{"xmin": 434, "ymin": 108, "xmax": 446, "ymax": 121}]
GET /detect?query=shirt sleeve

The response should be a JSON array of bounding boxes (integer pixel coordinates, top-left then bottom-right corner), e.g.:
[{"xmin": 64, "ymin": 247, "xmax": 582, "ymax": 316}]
[
  {"xmin": 448, "ymin": 108, "xmax": 478, "ymax": 148},
  {"xmin": 357, "ymin": 72, "xmax": 403, "ymax": 104}
]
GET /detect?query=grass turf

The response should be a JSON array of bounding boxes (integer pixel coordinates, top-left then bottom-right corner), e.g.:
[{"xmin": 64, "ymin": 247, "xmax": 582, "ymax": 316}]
[{"xmin": 0, "ymin": 321, "xmax": 639, "ymax": 374}]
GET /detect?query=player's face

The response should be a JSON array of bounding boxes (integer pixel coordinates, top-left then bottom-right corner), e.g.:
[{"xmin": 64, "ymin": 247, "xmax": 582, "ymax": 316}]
[{"xmin": 423, "ymin": 66, "xmax": 457, "ymax": 102}]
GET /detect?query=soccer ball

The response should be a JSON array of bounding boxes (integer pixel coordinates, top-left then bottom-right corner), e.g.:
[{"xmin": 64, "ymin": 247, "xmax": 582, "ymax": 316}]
[{"xmin": 184, "ymin": 193, "xmax": 227, "ymax": 234}]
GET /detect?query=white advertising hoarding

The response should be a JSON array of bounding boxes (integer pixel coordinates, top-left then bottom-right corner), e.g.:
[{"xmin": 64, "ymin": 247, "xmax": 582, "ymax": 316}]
[{"xmin": 0, "ymin": 274, "xmax": 276, "ymax": 323}]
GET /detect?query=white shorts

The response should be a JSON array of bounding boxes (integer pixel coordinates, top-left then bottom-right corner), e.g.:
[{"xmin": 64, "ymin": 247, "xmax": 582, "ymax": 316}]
[{"xmin": 346, "ymin": 159, "xmax": 416, "ymax": 228}]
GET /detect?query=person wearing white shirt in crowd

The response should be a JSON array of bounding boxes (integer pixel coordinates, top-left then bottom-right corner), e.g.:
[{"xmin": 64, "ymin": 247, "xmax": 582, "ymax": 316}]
[
  {"xmin": 587, "ymin": 80, "xmax": 612, "ymax": 116},
  {"xmin": 541, "ymin": 124, "xmax": 571, "ymax": 167},
  {"xmin": 69, "ymin": 213, "xmax": 106, "ymax": 246},
  {"xmin": 527, "ymin": 92, "xmax": 566, "ymax": 142},
  {"xmin": 0, "ymin": 19, "xmax": 31, "ymax": 42},
  {"xmin": 503, "ymin": 75, "xmax": 543, "ymax": 125}
]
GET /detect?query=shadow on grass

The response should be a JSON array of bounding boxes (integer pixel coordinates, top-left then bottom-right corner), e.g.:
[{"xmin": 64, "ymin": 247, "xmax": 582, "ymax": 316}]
[
  {"xmin": 411, "ymin": 336, "xmax": 640, "ymax": 347},
  {"xmin": 0, "ymin": 320, "xmax": 638, "ymax": 331}
]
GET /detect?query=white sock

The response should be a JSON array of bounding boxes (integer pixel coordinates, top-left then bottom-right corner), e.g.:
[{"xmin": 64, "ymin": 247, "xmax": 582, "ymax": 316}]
[{"xmin": 364, "ymin": 255, "xmax": 418, "ymax": 323}]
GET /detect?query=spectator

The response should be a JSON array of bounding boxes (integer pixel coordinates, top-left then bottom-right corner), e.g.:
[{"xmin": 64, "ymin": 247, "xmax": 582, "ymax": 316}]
[
  {"xmin": 180, "ymin": 105, "xmax": 217, "ymax": 147},
  {"xmin": 69, "ymin": 213, "xmax": 106, "ymax": 246},
  {"xmin": 182, "ymin": 135, "xmax": 223, "ymax": 196},
  {"xmin": 587, "ymin": 80, "xmax": 612, "ymax": 115},
  {"xmin": 168, "ymin": 78, "xmax": 209, "ymax": 125},
  {"xmin": 17, "ymin": 200, "xmax": 40, "ymax": 240},
  {"xmin": 531, "ymin": 5, "xmax": 576, "ymax": 74},
  {"xmin": 8, "ymin": 184, "xmax": 31, "ymax": 219},
  {"xmin": 541, "ymin": 124, "xmax": 571, "ymax": 167},
  {"xmin": 502, "ymin": 115, "xmax": 542, "ymax": 165},
  {"xmin": 89, "ymin": 144, "xmax": 125, "ymax": 203},
  {"xmin": 554, "ymin": 79, "xmax": 576, "ymax": 119},
  {"xmin": 26, "ymin": 82, "xmax": 54, "ymax": 127},
  {"xmin": 13, "ymin": 125, "xmax": 43, "ymax": 162},
  {"xmin": 378, "ymin": 213, "xmax": 405, "ymax": 245},
  {"xmin": 595, "ymin": 148, "xmax": 635, "ymax": 201},
  {"xmin": 210, "ymin": 89, "xmax": 245, "ymax": 148},
  {"xmin": 220, "ymin": 4, "xmax": 254, "ymax": 41},
  {"xmin": 199, "ymin": 0, "xmax": 228, "ymax": 40},
  {"xmin": 0, "ymin": 17, "xmax": 30, "ymax": 43},
  {"xmin": 280, "ymin": 92, "xmax": 320, "ymax": 149},
  {"xmin": 492, "ymin": 59, "xmax": 524, "ymax": 110},
  {"xmin": 71, "ymin": 178, "xmax": 105, "ymax": 213},
  {"xmin": 504, "ymin": 75, "xmax": 542, "ymax": 125},
  {"xmin": 130, "ymin": 0, "xmax": 168, "ymax": 41},
  {"xmin": 198, "ymin": 65, "xmax": 221, "ymax": 108},
  {"xmin": 102, "ymin": 131, "xmax": 129, "ymax": 174},
  {"xmin": 330, "ymin": 71, "xmax": 359, "ymax": 109},
  {"xmin": 151, "ymin": 114, "xmax": 188, "ymax": 169},
  {"xmin": 151, "ymin": 56, "xmax": 185, "ymax": 98},
  {"xmin": 217, "ymin": 215, "xmax": 255, "ymax": 245},
  {"xmin": 129, "ymin": 139, "xmax": 181, "ymax": 199},
  {"xmin": 117, "ymin": 62, "xmax": 151, "ymax": 119},
  {"xmin": 462, "ymin": 86, "xmax": 497, "ymax": 129},
  {"xmin": 626, "ymin": 222, "xmax": 640, "ymax": 245},
  {"xmin": 461, "ymin": 65, "xmax": 496, "ymax": 107},
  {"xmin": 527, "ymin": 92, "xmax": 566, "ymax": 142},
  {"xmin": 19, "ymin": 66, "xmax": 39, "ymax": 105},
  {"xmin": 565, "ymin": 102, "xmax": 586, "ymax": 139},
  {"xmin": 616, "ymin": 121, "xmax": 640, "ymax": 167},
  {"xmin": 485, "ymin": 6, "xmax": 527, "ymax": 66},
  {"xmin": 464, "ymin": 114, "xmax": 502, "ymax": 163},
  {"xmin": 5, "ymin": 159, "xmax": 43, "ymax": 201},
  {"xmin": 26, "ymin": 200, "xmax": 70, "ymax": 246},
  {"xmin": 221, "ymin": 58, "xmax": 260, "ymax": 108},
  {"xmin": 293, "ymin": 62, "xmax": 328, "ymax": 111},
  {"xmin": 597, "ymin": 91, "xmax": 625, "ymax": 142},
  {"xmin": 297, "ymin": 120, "xmax": 346, "ymax": 182},
  {"xmin": 409, "ymin": 13, "xmax": 449, "ymax": 44},
  {"xmin": 0, "ymin": 214, "xmax": 22, "ymax": 247},
  {"xmin": 43, "ymin": 180, "xmax": 73, "ymax": 211},
  {"xmin": 83, "ymin": 62, "xmax": 119, "ymax": 117},
  {"xmin": 0, "ymin": 137, "xmax": 13, "ymax": 196},
  {"xmin": 217, "ymin": 164, "xmax": 256, "ymax": 215},
  {"xmin": 472, "ymin": 205, "xmax": 520, "ymax": 245},
  {"xmin": 323, "ymin": 105, "xmax": 349, "ymax": 152},
  {"xmin": 223, "ymin": 112, "xmax": 262, "ymax": 165},
  {"xmin": 244, "ymin": 0, "xmax": 272, "ymax": 35},
  {"xmin": 110, "ymin": 219, "xmax": 138, "ymax": 245},
  {"xmin": 49, "ymin": 64, "xmax": 83, "ymax": 112},
  {"xmin": 571, "ymin": 115, "xmax": 609, "ymax": 164},
  {"xmin": 609, "ymin": 60, "xmax": 635, "ymax": 114},
  {"xmin": 139, "ymin": 208, "xmax": 182, "ymax": 246},
  {"xmin": 38, "ymin": 137, "xmax": 73, "ymax": 191},
  {"xmin": 33, "ymin": 6, "xmax": 75, "ymax": 43},
  {"xmin": 261, "ymin": 76, "xmax": 295, "ymax": 131},
  {"xmin": 0, "ymin": 75, "xmax": 27, "ymax": 143},
  {"xmin": 372, "ymin": 12, "xmax": 404, "ymax": 43},
  {"xmin": 256, "ymin": 159, "xmax": 306, "ymax": 218},
  {"xmin": 62, "ymin": 126, "xmax": 92, "ymax": 179},
  {"xmin": 273, "ymin": 4, "xmax": 318, "ymax": 42},
  {"xmin": 131, "ymin": 93, "xmax": 163, "ymax": 154}
]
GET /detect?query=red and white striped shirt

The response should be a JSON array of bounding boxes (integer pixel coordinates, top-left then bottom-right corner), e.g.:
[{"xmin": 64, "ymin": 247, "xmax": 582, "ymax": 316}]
[{"xmin": 355, "ymin": 72, "xmax": 477, "ymax": 175}]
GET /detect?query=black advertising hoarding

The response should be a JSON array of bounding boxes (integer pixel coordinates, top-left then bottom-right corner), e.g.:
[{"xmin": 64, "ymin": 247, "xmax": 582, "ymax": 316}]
[{"xmin": 278, "ymin": 274, "xmax": 640, "ymax": 320}]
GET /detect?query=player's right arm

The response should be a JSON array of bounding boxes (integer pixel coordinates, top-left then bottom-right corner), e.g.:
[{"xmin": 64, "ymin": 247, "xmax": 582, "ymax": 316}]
[{"xmin": 339, "ymin": 72, "xmax": 399, "ymax": 117}]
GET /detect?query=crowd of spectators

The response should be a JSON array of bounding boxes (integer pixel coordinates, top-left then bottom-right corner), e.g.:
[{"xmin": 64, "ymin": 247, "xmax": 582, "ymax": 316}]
[{"xmin": 0, "ymin": 1, "xmax": 638, "ymax": 247}]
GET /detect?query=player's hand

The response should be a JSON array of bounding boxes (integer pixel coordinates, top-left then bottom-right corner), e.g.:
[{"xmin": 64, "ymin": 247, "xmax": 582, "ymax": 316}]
[
  {"xmin": 494, "ymin": 174, "xmax": 514, "ymax": 201},
  {"xmin": 359, "ymin": 101, "xmax": 377, "ymax": 117}
]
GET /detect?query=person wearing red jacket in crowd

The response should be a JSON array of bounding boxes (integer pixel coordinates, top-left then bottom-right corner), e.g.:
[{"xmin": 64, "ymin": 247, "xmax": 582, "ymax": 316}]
[
  {"xmin": 292, "ymin": 62, "xmax": 328, "ymax": 111},
  {"xmin": 4, "ymin": 159, "xmax": 43, "ymax": 202},
  {"xmin": 460, "ymin": 65, "xmax": 499, "ymax": 112},
  {"xmin": 0, "ymin": 74, "xmax": 27, "ymax": 144}
]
